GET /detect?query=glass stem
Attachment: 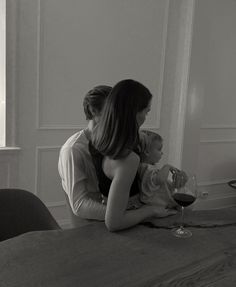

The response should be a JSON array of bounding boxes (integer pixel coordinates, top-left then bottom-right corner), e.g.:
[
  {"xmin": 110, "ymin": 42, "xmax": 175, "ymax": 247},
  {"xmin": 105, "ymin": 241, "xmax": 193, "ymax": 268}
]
[{"xmin": 180, "ymin": 206, "xmax": 185, "ymax": 229}]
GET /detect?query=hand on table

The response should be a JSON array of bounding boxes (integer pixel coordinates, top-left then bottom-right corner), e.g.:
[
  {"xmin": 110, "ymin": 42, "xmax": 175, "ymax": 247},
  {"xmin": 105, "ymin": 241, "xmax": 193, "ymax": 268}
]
[{"xmin": 151, "ymin": 206, "xmax": 178, "ymax": 218}]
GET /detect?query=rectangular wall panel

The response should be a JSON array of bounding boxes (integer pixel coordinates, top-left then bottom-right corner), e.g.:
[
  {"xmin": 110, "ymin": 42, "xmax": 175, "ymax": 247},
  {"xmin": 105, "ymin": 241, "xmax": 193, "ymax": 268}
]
[
  {"xmin": 37, "ymin": 0, "xmax": 168, "ymax": 129},
  {"xmin": 35, "ymin": 146, "xmax": 65, "ymax": 203}
]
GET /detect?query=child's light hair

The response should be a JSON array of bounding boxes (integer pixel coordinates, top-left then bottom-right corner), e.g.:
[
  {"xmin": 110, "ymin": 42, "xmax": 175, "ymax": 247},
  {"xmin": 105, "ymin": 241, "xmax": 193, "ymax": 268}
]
[{"xmin": 139, "ymin": 130, "xmax": 163, "ymax": 162}]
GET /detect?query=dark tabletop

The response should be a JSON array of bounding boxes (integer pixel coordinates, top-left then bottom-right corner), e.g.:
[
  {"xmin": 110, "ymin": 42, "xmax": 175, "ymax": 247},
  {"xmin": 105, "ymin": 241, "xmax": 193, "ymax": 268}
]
[{"xmin": 1, "ymin": 208, "xmax": 236, "ymax": 287}]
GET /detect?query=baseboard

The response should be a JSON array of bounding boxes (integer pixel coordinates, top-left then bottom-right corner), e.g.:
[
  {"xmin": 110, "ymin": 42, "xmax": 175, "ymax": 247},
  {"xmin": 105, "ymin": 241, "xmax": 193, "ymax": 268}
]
[{"xmin": 194, "ymin": 195, "xmax": 236, "ymax": 210}]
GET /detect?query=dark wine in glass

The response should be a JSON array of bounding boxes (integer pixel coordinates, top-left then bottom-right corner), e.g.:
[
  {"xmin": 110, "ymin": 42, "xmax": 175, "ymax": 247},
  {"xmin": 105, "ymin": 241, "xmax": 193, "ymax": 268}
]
[
  {"xmin": 172, "ymin": 175, "xmax": 197, "ymax": 238},
  {"xmin": 173, "ymin": 193, "xmax": 196, "ymax": 207}
]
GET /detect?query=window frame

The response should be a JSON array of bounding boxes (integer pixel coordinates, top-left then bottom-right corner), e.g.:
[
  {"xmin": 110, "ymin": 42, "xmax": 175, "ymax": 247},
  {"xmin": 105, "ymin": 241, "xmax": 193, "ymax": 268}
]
[{"xmin": 0, "ymin": 0, "xmax": 19, "ymax": 151}]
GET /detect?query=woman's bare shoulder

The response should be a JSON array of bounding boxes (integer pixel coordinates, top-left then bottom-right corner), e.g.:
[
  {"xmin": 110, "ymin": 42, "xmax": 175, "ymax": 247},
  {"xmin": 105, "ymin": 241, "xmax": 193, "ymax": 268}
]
[
  {"xmin": 104, "ymin": 151, "xmax": 140, "ymax": 178},
  {"xmin": 125, "ymin": 151, "xmax": 140, "ymax": 164},
  {"xmin": 112, "ymin": 151, "xmax": 140, "ymax": 169}
]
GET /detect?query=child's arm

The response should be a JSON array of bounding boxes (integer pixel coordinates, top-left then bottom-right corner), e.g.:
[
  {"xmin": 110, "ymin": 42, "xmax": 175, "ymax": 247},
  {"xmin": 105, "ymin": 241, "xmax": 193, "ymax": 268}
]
[
  {"xmin": 151, "ymin": 164, "xmax": 175, "ymax": 186},
  {"xmin": 152, "ymin": 165, "xmax": 187, "ymax": 188},
  {"xmin": 170, "ymin": 168, "xmax": 188, "ymax": 188}
]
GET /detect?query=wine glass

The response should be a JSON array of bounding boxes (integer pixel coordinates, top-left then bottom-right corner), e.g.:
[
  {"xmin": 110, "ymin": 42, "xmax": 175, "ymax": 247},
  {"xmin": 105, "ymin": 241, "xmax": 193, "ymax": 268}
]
[{"xmin": 171, "ymin": 174, "xmax": 197, "ymax": 238}]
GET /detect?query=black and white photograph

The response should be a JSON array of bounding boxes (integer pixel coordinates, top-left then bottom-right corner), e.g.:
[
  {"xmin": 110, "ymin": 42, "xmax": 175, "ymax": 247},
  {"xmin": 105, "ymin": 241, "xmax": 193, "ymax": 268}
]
[{"xmin": 1, "ymin": 0, "xmax": 236, "ymax": 286}]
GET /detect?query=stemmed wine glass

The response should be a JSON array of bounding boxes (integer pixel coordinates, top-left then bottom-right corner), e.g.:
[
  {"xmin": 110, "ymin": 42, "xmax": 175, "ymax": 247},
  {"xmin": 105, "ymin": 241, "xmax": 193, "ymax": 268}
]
[{"xmin": 171, "ymin": 174, "xmax": 197, "ymax": 238}]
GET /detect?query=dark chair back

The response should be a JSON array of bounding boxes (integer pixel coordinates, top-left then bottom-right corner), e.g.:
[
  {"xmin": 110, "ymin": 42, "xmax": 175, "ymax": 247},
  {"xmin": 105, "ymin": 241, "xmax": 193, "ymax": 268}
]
[{"xmin": 0, "ymin": 188, "xmax": 60, "ymax": 241}]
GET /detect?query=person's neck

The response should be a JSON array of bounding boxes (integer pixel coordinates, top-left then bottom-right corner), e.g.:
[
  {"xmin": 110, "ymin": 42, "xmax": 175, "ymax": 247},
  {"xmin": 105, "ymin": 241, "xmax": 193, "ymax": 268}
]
[
  {"xmin": 84, "ymin": 120, "xmax": 95, "ymax": 141},
  {"xmin": 87, "ymin": 120, "xmax": 95, "ymax": 131}
]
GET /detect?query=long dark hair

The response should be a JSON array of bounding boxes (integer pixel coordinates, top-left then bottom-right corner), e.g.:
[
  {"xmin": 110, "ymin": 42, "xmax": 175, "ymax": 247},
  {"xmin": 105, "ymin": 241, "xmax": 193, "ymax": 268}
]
[{"xmin": 92, "ymin": 79, "xmax": 152, "ymax": 159}]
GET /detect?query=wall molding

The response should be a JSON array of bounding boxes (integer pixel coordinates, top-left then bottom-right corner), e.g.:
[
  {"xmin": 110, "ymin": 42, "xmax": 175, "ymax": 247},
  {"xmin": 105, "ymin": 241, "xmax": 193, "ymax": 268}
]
[
  {"xmin": 200, "ymin": 139, "xmax": 236, "ymax": 144},
  {"xmin": 35, "ymin": 0, "xmax": 169, "ymax": 131},
  {"xmin": 35, "ymin": 0, "xmax": 86, "ymax": 131},
  {"xmin": 201, "ymin": 125, "xmax": 236, "ymax": 130},
  {"xmin": 6, "ymin": 0, "xmax": 19, "ymax": 146},
  {"xmin": 35, "ymin": 0, "xmax": 41, "ymax": 130},
  {"xmin": 35, "ymin": 145, "xmax": 61, "ymax": 196},
  {"xmin": 0, "ymin": 146, "xmax": 21, "ymax": 154},
  {"xmin": 198, "ymin": 179, "xmax": 232, "ymax": 187}
]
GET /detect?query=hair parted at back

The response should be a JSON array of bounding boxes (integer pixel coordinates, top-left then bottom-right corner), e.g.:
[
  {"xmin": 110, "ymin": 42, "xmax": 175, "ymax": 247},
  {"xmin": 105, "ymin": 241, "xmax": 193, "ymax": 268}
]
[
  {"xmin": 92, "ymin": 79, "xmax": 152, "ymax": 159},
  {"xmin": 83, "ymin": 85, "xmax": 112, "ymax": 120}
]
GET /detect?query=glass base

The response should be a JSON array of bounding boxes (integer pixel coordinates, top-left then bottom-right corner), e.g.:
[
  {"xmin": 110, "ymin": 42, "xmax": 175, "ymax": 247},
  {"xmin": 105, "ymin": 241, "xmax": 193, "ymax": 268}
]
[{"xmin": 172, "ymin": 227, "xmax": 192, "ymax": 238}]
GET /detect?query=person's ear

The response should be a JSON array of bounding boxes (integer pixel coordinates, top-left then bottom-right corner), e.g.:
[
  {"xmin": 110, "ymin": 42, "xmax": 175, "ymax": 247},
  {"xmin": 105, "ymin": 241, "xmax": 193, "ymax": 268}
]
[{"xmin": 88, "ymin": 107, "xmax": 98, "ymax": 118}]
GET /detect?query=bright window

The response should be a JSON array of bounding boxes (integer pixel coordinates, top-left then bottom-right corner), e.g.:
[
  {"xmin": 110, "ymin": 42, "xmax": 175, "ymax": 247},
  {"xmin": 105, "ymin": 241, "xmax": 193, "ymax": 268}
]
[{"xmin": 0, "ymin": 0, "xmax": 6, "ymax": 147}]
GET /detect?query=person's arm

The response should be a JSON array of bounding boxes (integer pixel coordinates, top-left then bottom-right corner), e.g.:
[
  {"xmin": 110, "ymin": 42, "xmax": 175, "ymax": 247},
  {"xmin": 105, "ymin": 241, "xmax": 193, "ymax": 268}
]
[
  {"xmin": 151, "ymin": 164, "xmax": 173, "ymax": 186},
  {"xmin": 59, "ymin": 146, "xmax": 106, "ymax": 220},
  {"xmin": 76, "ymin": 196, "xmax": 106, "ymax": 220},
  {"xmin": 151, "ymin": 164, "xmax": 187, "ymax": 189},
  {"xmin": 105, "ymin": 153, "xmax": 175, "ymax": 231}
]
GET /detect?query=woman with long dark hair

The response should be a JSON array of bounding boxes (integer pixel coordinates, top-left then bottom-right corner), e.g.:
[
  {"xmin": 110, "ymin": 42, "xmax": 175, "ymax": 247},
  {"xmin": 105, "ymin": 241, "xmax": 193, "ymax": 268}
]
[{"xmin": 90, "ymin": 79, "xmax": 176, "ymax": 231}]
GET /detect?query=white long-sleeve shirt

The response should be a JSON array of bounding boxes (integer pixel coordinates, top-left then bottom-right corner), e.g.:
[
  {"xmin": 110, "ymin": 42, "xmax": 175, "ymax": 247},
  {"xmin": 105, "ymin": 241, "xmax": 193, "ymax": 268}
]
[{"xmin": 58, "ymin": 130, "xmax": 106, "ymax": 220}]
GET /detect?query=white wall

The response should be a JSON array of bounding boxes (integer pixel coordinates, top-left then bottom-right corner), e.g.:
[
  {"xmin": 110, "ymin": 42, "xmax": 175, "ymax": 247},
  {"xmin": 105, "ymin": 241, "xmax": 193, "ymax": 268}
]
[
  {"xmin": 182, "ymin": 0, "xmax": 236, "ymax": 209},
  {"xmin": 3, "ymin": 0, "xmax": 235, "ymax": 227}
]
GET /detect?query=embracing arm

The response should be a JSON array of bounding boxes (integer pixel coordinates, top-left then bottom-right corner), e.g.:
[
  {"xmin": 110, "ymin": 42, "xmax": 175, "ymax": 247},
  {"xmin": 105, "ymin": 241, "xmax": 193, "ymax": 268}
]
[
  {"xmin": 105, "ymin": 153, "xmax": 157, "ymax": 231},
  {"xmin": 58, "ymin": 146, "xmax": 106, "ymax": 220},
  {"xmin": 76, "ymin": 197, "xmax": 106, "ymax": 220}
]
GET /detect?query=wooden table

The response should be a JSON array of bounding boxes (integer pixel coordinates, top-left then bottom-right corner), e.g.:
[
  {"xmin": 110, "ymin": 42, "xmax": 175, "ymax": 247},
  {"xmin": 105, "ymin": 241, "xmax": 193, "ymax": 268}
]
[{"xmin": 1, "ymin": 218, "xmax": 236, "ymax": 287}]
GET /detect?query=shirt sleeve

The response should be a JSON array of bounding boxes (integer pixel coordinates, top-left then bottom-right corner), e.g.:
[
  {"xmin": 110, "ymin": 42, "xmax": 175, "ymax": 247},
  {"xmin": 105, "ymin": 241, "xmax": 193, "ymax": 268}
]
[
  {"xmin": 59, "ymin": 144, "xmax": 107, "ymax": 220},
  {"xmin": 76, "ymin": 197, "xmax": 106, "ymax": 220}
]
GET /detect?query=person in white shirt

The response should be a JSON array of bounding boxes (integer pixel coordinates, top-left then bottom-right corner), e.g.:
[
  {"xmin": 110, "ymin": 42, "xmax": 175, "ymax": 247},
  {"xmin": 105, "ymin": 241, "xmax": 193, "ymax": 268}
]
[{"xmin": 58, "ymin": 86, "xmax": 112, "ymax": 220}]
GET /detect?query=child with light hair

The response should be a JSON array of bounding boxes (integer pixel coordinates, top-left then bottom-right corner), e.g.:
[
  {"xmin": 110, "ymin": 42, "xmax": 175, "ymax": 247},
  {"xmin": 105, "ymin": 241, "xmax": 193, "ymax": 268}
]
[{"xmin": 139, "ymin": 130, "xmax": 187, "ymax": 208}]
